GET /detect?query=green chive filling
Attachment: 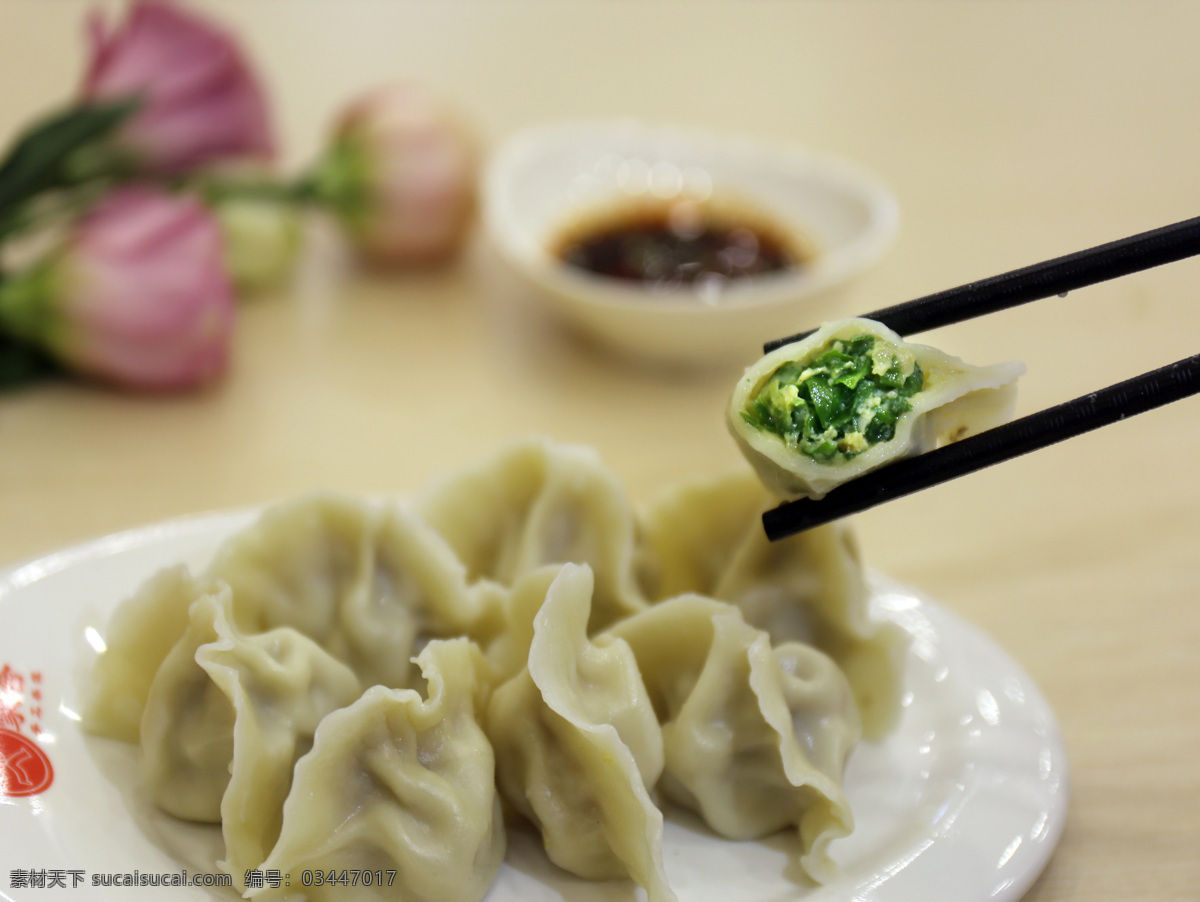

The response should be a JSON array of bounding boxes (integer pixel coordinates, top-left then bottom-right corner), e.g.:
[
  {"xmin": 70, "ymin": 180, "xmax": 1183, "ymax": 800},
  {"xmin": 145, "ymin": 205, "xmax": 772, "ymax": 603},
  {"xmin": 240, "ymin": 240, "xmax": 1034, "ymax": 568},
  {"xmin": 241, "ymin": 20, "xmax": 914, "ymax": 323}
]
[{"xmin": 742, "ymin": 334, "xmax": 924, "ymax": 462}]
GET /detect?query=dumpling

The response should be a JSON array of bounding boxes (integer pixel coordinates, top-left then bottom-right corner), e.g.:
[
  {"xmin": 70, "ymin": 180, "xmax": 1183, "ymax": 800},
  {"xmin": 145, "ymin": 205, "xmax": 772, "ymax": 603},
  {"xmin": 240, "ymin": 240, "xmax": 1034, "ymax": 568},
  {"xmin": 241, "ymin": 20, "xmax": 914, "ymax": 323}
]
[
  {"xmin": 713, "ymin": 523, "xmax": 906, "ymax": 741},
  {"xmin": 477, "ymin": 564, "xmax": 564, "ymax": 687},
  {"xmin": 138, "ymin": 585, "xmax": 238, "ymax": 822},
  {"xmin": 83, "ymin": 565, "xmax": 205, "ymax": 743},
  {"xmin": 729, "ymin": 317, "xmax": 1024, "ymax": 499},
  {"xmin": 250, "ymin": 639, "xmax": 504, "ymax": 902},
  {"xmin": 194, "ymin": 608, "xmax": 363, "ymax": 890},
  {"xmin": 486, "ymin": 564, "xmax": 673, "ymax": 902},
  {"xmin": 85, "ymin": 493, "xmax": 503, "ymax": 751},
  {"xmin": 139, "ymin": 588, "xmax": 361, "ymax": 832},
  {"xmin": 638, "ymin": 469, "xmax": 906, "ymax": 739},
  {"xmin": 605, "ymin": 597, "xmax": 859, "ymax": 882},
  {"xmin": 207, "ymin": 493, "xmax": 503, "ymax": 688},
  {"xmin": 417, "ymin": 439, "xmax": 645, "ymax": 632}
]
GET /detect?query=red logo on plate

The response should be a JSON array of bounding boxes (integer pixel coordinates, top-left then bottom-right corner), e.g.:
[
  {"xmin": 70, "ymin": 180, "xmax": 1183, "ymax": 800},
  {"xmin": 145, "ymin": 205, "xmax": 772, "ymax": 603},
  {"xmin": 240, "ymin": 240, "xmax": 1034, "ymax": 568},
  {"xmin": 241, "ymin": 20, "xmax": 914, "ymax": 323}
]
[
  {"xmin": 0, "ymin": 727, "xmax": 54, "ymax": 797},
  {"xmin": 0, "ymin": 664, "xmax": 53, "ymax": 795}
]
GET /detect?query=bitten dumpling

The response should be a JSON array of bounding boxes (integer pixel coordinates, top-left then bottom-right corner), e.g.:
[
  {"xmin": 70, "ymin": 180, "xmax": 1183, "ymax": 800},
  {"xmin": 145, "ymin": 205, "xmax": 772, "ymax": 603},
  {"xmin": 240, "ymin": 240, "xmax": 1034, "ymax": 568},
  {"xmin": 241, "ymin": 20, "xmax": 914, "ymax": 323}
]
[
  {"xmin": 729, "ymin": 317, "xmax": 1025, "ymax": 500},
  {"xmin": 638, "ymin": 469, "xmax": 907, "ymax": 739},
  {"xmin": 606, "ymin": 597, "xmax": 859, "ymax": 882},
  {"xmin": 250, "ymin": 639, "xmax": 504, "ymax": 902},
  {"xmin": 486, "ymin": 564, "xmax": 674, "ymax": 902},
  {"xmin": 417, "ymin": 439, "xmax": 646, "ymax": 632}
]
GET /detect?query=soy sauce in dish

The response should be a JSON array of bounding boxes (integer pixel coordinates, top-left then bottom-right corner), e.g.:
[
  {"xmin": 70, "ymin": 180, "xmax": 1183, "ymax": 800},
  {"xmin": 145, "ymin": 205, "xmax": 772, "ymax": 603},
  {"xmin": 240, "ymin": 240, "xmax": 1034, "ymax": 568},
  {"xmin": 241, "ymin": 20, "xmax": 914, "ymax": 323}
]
[{"xmin": 554, "ymin": 198, "xmax": 812, "ymax": 294}]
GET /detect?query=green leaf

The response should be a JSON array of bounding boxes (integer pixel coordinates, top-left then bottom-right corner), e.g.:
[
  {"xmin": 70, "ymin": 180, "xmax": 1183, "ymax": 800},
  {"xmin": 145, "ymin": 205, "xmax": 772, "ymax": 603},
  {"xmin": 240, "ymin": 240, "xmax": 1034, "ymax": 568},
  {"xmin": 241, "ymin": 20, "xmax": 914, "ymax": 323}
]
[
  {"xmin": 0, "ymin": 332, "xmax": 56, "ymax": 390},
  {"xmin": 743, "ymin": 332, "xmax": 927, "ymax": 465},
  {"xmin": 830, "ymin": 353, "xmax": 870, "ymax": 389},
  {"xmin": 864, "ymin": 417, "xmax": 896, "ymax": 443},
  {"xmin": 808, "ymin": 439, "xmax": 838, "ymax": 461},
  {"xmin": 770, "ymin": 361, "xmax": 806, "ymax": 385},
  {"xmin": 813, "ymin": 348, "xmax": 852, "ymax": 370},
  {"xmin": 0, "ymin": 98, "xmax": 140, "ymax": 221},
  {"xmin": 878, "ymin": 356, "xmax": 906, "ymax": 389},
  {"xmin": 844, "ymin": 334, "xmax": 874, "ymax": 357},
  {"xmin": 901, "ymin": 362, "xmax": 924, "ymax": 396},
  {"xmin": 804, "ymin": 375, "xmax": 839, "ymax": 428}
]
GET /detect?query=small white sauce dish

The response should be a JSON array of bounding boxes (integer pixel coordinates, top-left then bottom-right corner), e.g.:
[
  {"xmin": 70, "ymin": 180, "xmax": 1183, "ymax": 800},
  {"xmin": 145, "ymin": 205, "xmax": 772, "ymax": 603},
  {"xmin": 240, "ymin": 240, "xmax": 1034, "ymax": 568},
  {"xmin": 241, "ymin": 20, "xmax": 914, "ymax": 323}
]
[{"xmin": 483, "ymin": 120, "xmax": 898, "ymax": 365}]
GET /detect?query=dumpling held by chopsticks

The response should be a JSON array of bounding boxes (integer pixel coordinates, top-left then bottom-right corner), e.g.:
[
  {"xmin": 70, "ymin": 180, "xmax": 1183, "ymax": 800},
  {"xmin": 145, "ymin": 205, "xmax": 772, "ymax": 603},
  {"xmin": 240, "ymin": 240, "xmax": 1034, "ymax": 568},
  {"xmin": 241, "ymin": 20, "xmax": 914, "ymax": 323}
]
[{"xmin": 728, "ymin": 318, "xmax": 1024, "ymax": 500}]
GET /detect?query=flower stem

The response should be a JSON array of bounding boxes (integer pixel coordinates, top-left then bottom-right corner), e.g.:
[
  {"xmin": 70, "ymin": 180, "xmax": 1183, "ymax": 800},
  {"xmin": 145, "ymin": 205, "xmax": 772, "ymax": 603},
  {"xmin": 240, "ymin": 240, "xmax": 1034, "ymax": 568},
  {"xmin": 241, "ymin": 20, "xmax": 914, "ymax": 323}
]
[
  {"xmin": 198, "ymin": 174, "xmax": 315, "ymax": 206},
  {"xmin": 301, "ymin": 138, "xmax": 369, "ymax": 219},
  {"xmin": 0, "ymin": 181, "xmax": 116, "ymax": 245}
]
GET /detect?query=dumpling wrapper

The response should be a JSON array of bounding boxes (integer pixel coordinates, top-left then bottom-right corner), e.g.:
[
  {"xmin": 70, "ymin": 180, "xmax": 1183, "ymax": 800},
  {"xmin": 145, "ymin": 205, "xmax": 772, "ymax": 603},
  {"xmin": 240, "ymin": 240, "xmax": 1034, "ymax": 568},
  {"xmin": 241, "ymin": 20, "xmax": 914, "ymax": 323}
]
[
  {"xmin": 250, "ymin": 639, "xmax": 504, "ymax": 902},
  {"xmin": 85, "ymin": 493, "xmax": 504, "ymax": 748},
  {"xmin": 637, "ymin": 469, "xmax": 907, "ymax": 739},
  {"xmin": 728, "ymin": 317, "xmax": 1025, "ymax": 500},
  {"xmin": 139, "ymin": 588, "xmax": 361, "ymax": 830},
  {"xmin": 209, "ymin": 494, "xmax": 504, "ymax": 686},
  {"xmin": 606, "ymin": 596, "xmax": 859, "ymax": 882},
  {"xmin": 138, "ymin": 585, "xmax": 238, "ymax": 822},
  {"xmin": 418, "ymin": 438, "xmax": 646, "ymax": 632},
  {"xmin": 83, "ymin": 565, "xmax": 205, "ymax": 743},
  {"xmin": 194, "ymin": 602, "xmax": 363, "ymax": 890},
  {"xmin": 478, "ymin": 564, "xmax": 563, "ymax": 687},
  {"xmin": 486, "ymin": 563, "xmax": 673, "ymax": 902}
]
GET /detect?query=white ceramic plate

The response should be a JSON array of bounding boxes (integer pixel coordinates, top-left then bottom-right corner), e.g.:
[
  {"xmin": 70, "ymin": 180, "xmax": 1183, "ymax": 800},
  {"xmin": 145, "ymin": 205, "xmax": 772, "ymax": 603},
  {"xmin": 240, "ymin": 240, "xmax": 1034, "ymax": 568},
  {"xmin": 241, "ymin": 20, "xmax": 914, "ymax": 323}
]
[{"xmin": 0, "ymin": 512, "xmax": 1066, "ymax": 901}]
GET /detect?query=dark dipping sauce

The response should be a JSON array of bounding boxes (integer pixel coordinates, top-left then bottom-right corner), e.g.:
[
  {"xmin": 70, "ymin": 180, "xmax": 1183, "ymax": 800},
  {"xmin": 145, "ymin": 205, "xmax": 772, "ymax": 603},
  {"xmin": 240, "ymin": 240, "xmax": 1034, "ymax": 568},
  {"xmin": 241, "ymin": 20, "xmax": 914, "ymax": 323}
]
[{"xmin": 554, "ymin": 199, "xmax": 812, "ymax": 294}]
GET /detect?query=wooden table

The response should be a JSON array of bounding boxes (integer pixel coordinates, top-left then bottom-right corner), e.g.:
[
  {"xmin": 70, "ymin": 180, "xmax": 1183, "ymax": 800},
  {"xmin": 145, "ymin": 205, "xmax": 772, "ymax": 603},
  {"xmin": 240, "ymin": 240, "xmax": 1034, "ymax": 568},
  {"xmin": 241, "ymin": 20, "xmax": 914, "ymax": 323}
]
[{"xmin": 2, "ymin": 2, "xmax": 1198, "ymax": 899}]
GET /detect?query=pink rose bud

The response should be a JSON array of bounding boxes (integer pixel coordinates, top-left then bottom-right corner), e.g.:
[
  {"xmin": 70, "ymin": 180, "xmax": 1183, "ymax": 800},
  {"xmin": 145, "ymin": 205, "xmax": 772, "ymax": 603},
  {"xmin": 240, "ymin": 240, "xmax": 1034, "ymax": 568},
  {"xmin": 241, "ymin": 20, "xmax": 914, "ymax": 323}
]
[
  {"xmin": 0, "ymin": 187, "xmax": 235, "ymax": 391},
  {"xmin": 82, "ymin": 1, "xmax": 274, "ymax": 173},
  {"xmin": 324, "ymin": 84, "xmax": 478, "ymax": 266}
]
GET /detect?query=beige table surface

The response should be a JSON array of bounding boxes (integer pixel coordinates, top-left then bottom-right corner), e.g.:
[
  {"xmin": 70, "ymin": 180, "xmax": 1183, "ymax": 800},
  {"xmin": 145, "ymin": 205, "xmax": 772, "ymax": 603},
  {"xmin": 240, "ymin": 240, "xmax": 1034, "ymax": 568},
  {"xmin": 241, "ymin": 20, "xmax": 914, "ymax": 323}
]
[{"xmin": 2, "ymin": 1, "xmax": 1199, "ymax": 899}]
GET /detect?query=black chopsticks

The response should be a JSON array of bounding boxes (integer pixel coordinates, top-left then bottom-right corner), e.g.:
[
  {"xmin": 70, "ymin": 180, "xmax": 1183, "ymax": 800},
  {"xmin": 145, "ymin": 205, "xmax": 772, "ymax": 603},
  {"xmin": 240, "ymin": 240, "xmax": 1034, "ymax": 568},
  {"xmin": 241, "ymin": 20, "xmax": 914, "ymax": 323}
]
[
  {"xmin": 764, "ymin": 353, "xmax": 1200, "ymax": 541},
  {"xmin": 764, "ymin": 215, "xmax": 1200, "ymax": 353},
  {"xmin": 760, "ymin": 216, "xmax": 1200, "ymax": 541}
]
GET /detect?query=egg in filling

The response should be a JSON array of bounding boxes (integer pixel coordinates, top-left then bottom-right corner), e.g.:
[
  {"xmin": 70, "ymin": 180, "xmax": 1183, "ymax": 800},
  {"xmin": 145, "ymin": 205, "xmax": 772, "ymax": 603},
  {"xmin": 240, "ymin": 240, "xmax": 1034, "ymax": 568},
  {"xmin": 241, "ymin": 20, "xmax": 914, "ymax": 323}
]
[{"xmin": 741, "ymin": 334, "xmax": 924, "ymax": 462}]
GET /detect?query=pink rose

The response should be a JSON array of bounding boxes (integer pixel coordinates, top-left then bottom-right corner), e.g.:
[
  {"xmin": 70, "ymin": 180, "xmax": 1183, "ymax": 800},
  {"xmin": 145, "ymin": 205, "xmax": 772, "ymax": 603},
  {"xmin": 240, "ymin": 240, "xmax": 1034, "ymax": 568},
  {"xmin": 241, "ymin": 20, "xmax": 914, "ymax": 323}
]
[
  {"xmin": 325, "ymin": 84, "xmax": 477, "ymax": 266},
  {"xmin": 82, "ymin": 1, "xmax": 274, "ymax": 173},
  {"xmin": 0, "ymin": 187, "xmax": 235, "ymax": 391}
]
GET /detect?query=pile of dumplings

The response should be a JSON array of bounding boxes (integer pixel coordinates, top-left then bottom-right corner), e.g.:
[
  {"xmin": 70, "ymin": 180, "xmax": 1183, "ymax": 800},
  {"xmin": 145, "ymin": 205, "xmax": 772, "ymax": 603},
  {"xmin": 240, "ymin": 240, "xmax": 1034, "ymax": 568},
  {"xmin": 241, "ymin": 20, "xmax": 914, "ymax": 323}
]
[{"xmin": 83, "ymin": 439, "xmax": 908, "ymax": 902}]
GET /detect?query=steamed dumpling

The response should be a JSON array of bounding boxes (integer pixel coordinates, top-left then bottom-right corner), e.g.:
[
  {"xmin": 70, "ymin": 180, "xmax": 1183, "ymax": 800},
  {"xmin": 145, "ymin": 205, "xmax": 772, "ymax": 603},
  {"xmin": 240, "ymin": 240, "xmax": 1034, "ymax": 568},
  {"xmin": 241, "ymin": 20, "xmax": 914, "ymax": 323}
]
[
  {"xmin": 486, "ymin": 564, "xmax": 673, "ymax": 902},
  {"xmin": 194, "ymin": 604, "xmax": 363, "ymax": 889},
  {"xmin": 209, "ymin": 494, "xmax": 503, "ymax": 687},
  {"xmin": 729, "ymin": 317, "xmax": 1024, "ymax": 500},
  {"xmin": 139, "ymin": 588, "xmax": 361, "ymax": 829},
  {"xmin": 85, "ymin": 493, "xmax": 504, "ymax": 750},
  {"xmin": 138, "ymin": 585, "xmax": 238, "ymax": 822},
  {"xmin": 638, "ymin": 469, "xmax": 906, "ymax": 739},
  {"xmin": 477, "ymin": 564, "xmax": 564, "ymax": 687},
  {"xmin": 84, "ymin": 565, "xmax": 206, "ymax": 743},
  {"xmin": 418, "ymin": 439, "xmax": 645, "ymax": 632},
  {"xmin": 606, "ymin": 596, "xmax": 859, "ymax": 882},
  {"xmin": 250, "ymin": 639, "xmax": 504, "ymax": 902},
  {"xmin": 82, "ymin": 454, "xmax": 897, "ymax": 902}
]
